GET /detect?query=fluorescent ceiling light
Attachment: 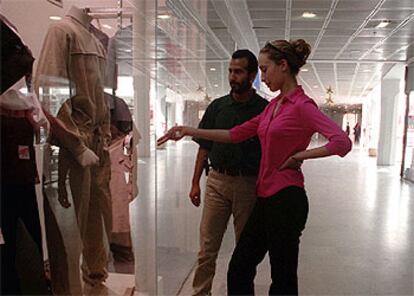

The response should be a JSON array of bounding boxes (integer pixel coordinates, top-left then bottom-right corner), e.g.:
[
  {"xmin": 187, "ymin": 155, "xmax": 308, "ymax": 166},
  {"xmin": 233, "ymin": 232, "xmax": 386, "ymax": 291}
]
[
  {"xmin": 376, "ymin": 20, "xmax": 391, "ymax": 28},
  {"xmin": 123, "ymin": 49, "xmax": 132, "ymax": 53},
  {"xmin": 210, "ymin": 67, "xmax": 216, "ymax": 71},
  {"xmin": 158, "ymin": 14, "xmax": 171, "ymax": 19},
  {"xmin": 49, "ymin": 16, "xmax": 62, "ymax": 21},
  {"xmin": 302, "ymin": 12, "xmax": 316, "ymax": 18},
  {"xmin": 102, "ymin": 24, "xmax": 112, "ymax": 29},
  {"xmin": 362, "ymin": 69, "xmax": 372, "ymax": 72}
]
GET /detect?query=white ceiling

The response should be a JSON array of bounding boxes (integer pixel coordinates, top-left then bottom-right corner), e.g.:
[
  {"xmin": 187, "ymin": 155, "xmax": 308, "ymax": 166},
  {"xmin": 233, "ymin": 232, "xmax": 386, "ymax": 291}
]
[{"xmin": 157, "ymin": 0, "xmax": 414, "ymax": 103}]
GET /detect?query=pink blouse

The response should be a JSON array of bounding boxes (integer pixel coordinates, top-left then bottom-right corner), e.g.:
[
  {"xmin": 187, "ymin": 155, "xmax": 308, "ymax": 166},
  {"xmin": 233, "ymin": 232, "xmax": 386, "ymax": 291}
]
[{"xmin": 230, "ymin": 86, "xmax": 352, "ymax": 198}]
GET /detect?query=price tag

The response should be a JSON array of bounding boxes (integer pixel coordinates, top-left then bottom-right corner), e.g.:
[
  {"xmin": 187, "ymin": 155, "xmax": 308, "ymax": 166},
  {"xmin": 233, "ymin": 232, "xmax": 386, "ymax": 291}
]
[{"xmin": 18, "ymin": 145, "xmax": 30, "ymax": 160}]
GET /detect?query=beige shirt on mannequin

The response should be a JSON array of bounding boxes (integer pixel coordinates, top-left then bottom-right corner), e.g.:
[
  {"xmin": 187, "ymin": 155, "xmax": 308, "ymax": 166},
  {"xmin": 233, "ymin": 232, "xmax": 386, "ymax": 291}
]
[{"xmin": 34, "ymin": 6, "xmax": 110, "ymax": 160}]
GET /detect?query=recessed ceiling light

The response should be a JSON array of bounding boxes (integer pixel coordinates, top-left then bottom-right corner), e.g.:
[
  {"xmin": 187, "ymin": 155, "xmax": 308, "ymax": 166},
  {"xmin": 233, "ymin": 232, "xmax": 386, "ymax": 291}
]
[
  {"xmin": 376, "ymin": 20, "xmax": 391, "ymax": 28},
  {"xmin": 49, "ymin": 16, "xmax": 62, "ymax": 21},
  {"xmin": 313, "ymin": 85, "xmax": 319, "ymax": 88},
  {"xmin": 158, "ymin": 14, "xmax": 171, "ymax": 19},
  {"xmin": 102, "ymin": 24, "xmax": 112, "ymax": 29},
  {"xmin": 302, "ymin": 12, "xmax": 316, "ymax": 18},
  {"xmin": 301, "ymin": 68, "xmax": 309, "ymax": 72},
  {"xmin": 210, "ymin": 67, "xmax": 216, "ymax": 71},
  {"xmin": 214, "ymin": 84, "xmax": 219, "ymax": 87}
]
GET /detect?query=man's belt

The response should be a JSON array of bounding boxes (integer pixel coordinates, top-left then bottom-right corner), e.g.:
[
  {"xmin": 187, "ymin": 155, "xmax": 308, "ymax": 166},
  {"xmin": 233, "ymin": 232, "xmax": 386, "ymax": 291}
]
[{"xmin": 211, "ymin": 166, "xmax": 257, "ymax": 177}]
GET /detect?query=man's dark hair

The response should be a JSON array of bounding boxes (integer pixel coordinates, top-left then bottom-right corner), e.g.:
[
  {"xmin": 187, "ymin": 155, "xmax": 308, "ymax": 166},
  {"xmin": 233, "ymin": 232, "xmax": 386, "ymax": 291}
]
[{"xmin": 232, "ymin": 49, "xmax": 258, "ymax": 74}]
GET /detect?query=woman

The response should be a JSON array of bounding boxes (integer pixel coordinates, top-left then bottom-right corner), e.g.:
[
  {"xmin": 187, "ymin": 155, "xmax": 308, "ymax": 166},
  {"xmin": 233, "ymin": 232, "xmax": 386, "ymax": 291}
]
[{"xmin": 158, "ymin": 39, "xmax": 352, "ymax": 295}]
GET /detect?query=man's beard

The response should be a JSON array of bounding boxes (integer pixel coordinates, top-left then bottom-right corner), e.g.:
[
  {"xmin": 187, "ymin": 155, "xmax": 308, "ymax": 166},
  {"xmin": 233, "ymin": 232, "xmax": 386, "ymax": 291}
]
[{"xmin": 230, "ymin": 79, "xmax": 251, "ymax": 94}]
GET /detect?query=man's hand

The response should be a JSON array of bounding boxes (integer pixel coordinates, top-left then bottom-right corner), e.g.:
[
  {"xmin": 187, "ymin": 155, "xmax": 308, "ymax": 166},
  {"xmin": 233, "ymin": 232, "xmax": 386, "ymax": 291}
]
[
  {"xmin": 279, "ymin": 155, "xmax": 303, "ymax": 171},
  {"xmin": 189, "ymin": 183, "xmax": 201, "ymax": 207}
]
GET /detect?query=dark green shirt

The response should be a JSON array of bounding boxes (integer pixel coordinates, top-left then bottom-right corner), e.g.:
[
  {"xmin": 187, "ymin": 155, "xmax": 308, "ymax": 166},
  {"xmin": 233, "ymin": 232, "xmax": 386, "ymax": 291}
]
[{"xmin": 194, "ymin": 91, "xmax": 268, "ymax": 175}]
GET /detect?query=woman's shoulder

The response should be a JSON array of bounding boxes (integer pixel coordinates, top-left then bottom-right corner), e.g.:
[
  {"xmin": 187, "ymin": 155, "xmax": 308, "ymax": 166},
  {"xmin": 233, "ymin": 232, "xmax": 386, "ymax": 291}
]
[{"xmin": 296, "ymin": 92, "xmax": 319, "ymax": 109}]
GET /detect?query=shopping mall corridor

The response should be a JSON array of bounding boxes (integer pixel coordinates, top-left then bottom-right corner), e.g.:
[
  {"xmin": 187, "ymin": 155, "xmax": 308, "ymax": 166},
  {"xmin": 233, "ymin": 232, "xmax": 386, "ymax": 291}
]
[{"xmin": 156, "ymin": 140, "xmax": 414, "ymax": 295}]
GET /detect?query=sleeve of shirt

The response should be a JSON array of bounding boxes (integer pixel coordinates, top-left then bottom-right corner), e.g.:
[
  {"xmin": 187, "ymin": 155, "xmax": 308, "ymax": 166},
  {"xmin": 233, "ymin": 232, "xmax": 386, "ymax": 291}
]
[
  {"xmin": 193, "ymin": 103, "xmax": 215, "ymax": 151},
  {"xmin": 34, "ymin": 25, "xmax": 70, "ymax": 90},
  {"xmin": 300, "ymin": 99, "xmax": 352, "ymax": 157},
  {"xmin": 229, "ymin": 112, "xmax": 263, "ymax": 144}
]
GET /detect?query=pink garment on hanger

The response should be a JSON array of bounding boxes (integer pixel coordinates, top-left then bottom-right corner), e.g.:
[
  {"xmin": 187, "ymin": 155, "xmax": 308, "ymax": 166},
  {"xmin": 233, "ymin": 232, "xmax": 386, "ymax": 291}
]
[{"xmin": 109, "ymin": 136, "xmax": 133, "ymax": 233}]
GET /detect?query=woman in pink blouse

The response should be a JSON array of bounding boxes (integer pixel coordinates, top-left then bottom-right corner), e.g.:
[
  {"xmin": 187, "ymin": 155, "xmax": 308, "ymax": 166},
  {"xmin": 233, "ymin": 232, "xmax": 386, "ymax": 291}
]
[{"xmin": 158, "ymin": 39, "xmax": 352, "ymax": 295}]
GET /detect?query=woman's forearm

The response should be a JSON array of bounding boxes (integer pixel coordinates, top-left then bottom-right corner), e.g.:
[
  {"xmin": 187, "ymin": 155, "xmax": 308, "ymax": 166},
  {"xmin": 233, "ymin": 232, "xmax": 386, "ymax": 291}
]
[
  {"xmin": 292, "ymin": 146, "xmax": 331, "ymax": 161},
  {"xmin": 186, "ymin": 127, "xmax": 232, "ymax": 143}
]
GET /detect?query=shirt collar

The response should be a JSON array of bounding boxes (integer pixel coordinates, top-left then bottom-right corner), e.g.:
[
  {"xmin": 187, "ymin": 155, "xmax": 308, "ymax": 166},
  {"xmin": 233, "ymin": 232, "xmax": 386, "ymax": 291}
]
[
  {"xmin": 229, "ymin": 89, "xmax": 258, "ymax": 106},
  {"xmin": 283, "ymin": 85, "xmax": 304, "ymax": 103}
]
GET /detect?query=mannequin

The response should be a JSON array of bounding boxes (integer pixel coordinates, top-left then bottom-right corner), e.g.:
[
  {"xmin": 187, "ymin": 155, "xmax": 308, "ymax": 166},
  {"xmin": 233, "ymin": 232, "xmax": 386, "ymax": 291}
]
[{"xmin": 34, "ymin": 5, "xmax": 112, "ymax": 293}]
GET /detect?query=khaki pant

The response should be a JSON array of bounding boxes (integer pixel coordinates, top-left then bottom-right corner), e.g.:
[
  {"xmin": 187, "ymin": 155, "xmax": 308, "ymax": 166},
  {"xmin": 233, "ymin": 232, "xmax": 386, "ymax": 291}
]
[
  {"xmin": 192, "ymin": 170, "xmax": 257, "ymax": 296},
  {"xmin": 45, "ymin": 149, "xmax": 112, "ymax": 295},
  {"xmin": 69, "ymin": 150, "xmax": 112, "ymax": 282}
]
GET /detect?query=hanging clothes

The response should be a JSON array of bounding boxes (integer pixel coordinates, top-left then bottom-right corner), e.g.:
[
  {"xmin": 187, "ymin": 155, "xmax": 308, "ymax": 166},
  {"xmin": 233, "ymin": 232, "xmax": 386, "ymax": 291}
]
[
  {"xmin": 109, "ymin": 136, "xmax": 133, "ymax": 234},
  {"xmin": 106, "ymin": 94, "xmax": 140, "ymax": 255},
  {"xmin": 0, "ymin": 15, "xmax": 48, "ymax": 295},
  {"xmin": 90, "ymin": 24, "xmax": 117, "ymax": 90}
]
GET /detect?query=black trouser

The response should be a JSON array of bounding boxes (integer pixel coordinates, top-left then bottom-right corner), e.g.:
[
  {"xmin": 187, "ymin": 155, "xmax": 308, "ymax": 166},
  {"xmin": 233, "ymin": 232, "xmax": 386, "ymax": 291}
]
[
  {"xmin": 1, "ymin": 184, "xmax": 43, "ymax": 295},
  {"xmin": 227, "ymin": 186, "xmax": 309, "ymax": 296}
]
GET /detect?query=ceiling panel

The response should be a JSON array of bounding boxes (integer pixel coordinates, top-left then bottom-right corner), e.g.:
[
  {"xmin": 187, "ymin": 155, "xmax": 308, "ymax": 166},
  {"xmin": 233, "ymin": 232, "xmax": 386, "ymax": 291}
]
[
  {"xmin": 373, "ymin": 10, "xmax": 414, "ymax": 20},
  {"xmin": 154, "ymin": 0, "xmax": 411, "ymax": 102},
  {"xmin": 381, "ymin": 0, "xmax": 414, "ymax": 9}
]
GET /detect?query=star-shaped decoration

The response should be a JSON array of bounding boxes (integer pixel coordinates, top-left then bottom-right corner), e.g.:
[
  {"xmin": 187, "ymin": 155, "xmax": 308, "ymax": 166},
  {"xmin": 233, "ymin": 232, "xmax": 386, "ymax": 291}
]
[
  {"xmin": 325, "ymin": 85, "xmax": 334, "ymax": 106},
  {"xmin": 196, "ymin": 85, "xmax": 204, "ymax": 92},
  {"xmin": 204, "ymin": 93, "xmax": 212, "ymax": 102}
]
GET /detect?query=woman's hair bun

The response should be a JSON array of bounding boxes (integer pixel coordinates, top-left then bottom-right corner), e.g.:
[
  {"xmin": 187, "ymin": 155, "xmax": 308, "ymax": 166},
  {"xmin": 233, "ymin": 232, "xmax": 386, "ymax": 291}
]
[{"xmin": 290, "ymin": 39, "xmax": 311, "ymax": 67}]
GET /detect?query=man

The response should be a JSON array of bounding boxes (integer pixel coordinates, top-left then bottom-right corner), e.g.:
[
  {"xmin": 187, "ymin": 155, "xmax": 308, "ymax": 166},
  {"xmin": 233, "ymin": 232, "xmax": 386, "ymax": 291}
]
[{"xmin": 190, "ymin": 49, "xmax": 268, "ymax": 296}]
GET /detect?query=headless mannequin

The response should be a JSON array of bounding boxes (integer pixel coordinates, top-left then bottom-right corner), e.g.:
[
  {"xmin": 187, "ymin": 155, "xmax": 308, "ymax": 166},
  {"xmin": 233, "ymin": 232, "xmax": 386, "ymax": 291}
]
[{"xmin": 35, "ymin": 5, "xmax": 112, "ymax": 294}]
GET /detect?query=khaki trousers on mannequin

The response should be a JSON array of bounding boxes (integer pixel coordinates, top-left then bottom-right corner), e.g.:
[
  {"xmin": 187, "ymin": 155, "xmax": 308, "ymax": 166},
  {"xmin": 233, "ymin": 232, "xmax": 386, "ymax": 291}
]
[
  {"xmin": 46, "ymin": 144, "xmax": 112, "ymax": 294},
  {"xmin": 192, "ymin": 170, "xmax": 257, "ymax": 296},
  {"xmin": 68, "ymin": 150, "xmax": 112, "ymax": 282}
]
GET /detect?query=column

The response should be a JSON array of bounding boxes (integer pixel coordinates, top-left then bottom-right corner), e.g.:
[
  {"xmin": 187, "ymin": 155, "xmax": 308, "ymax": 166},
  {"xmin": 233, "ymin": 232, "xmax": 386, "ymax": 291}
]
[
  {"xmin": 403, "ymin": 62, "xmax": 414, "ymax": 180},
  {"xmin": 133, "ymin": 0, "xmax": 154, "ymax": 158},
  {"xmin": 155, "ymin": 84, "xmax": 167, "ymax": 137},
  {"xmin": 132, "ymin": 0, "xmax": 156, "ymax": 294},
  {"xmin": 377, "ymin": 79, "xmax": 401, "ymax": 165}
]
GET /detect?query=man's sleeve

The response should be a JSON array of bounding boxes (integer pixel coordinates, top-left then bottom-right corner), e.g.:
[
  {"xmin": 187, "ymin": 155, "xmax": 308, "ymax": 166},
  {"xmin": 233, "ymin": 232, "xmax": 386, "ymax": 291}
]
[{"xmin": 192, "ymin": 102, "xmax": 215, "ymax": 151}]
